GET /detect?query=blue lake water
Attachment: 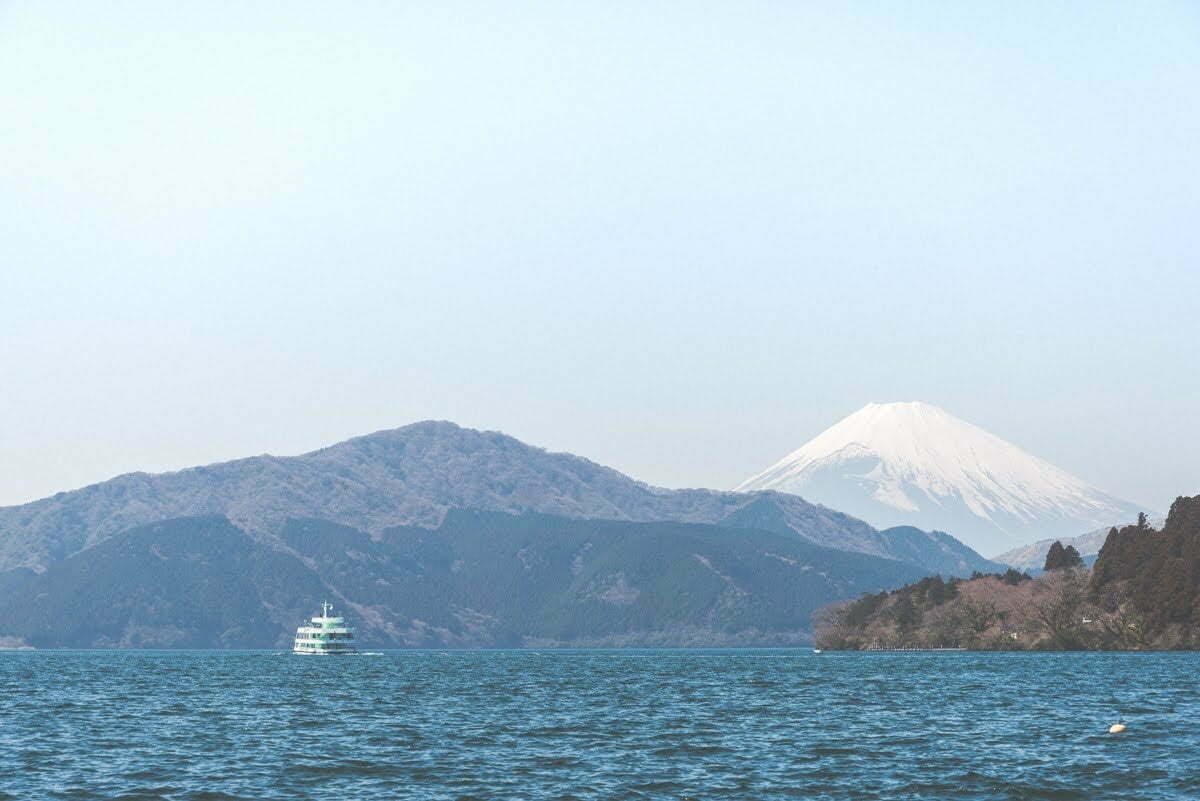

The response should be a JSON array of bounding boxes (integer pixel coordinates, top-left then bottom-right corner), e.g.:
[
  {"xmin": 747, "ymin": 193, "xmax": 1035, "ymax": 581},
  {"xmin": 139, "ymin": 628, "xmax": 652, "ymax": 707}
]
[{"xmin": 2, "ymin": 650, "xmax": 1198, "ymax": 800}]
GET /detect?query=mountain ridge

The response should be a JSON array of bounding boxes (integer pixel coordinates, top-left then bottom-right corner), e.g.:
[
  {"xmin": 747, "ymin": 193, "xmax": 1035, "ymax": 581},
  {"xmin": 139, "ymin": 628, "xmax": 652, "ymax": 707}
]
[{"xmin": 0, "ymin": 420, "xmax": 995, "ymax": 576}]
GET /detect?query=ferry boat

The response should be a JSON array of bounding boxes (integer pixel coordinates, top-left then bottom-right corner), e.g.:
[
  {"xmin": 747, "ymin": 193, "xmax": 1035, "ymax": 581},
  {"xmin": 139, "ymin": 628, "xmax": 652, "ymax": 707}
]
[{"xmin": 293, "ymin": 601, "xmax": 357, "ymax": 655}]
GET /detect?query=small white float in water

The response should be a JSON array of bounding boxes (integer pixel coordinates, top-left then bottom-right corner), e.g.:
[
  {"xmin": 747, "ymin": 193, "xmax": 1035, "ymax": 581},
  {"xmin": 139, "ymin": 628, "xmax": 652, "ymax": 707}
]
[{"xmin": 1108, "ymin": 723, "xmax": 1127, "ymax": 734}]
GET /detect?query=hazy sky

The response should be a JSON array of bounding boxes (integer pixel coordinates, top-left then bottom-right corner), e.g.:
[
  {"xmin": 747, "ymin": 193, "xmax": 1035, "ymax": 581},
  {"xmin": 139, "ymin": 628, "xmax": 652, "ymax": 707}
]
[{"xmin": 3, "ymin": 1, "xmax": 1198, "ymax": 512}]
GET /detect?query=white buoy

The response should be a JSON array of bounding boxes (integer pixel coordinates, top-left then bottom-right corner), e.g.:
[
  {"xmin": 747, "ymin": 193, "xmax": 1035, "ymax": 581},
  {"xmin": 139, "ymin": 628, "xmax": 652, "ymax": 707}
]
[{"xmin": 1108, "ymin": 723, "xmax": 1126, "ymax": 734}]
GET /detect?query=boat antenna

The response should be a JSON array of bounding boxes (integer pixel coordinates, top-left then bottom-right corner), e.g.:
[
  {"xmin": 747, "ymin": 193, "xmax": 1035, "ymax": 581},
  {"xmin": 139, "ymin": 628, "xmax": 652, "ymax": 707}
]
[{"xmin": 322, "ymin": 600, "xmax": 332, "ymax": 617}]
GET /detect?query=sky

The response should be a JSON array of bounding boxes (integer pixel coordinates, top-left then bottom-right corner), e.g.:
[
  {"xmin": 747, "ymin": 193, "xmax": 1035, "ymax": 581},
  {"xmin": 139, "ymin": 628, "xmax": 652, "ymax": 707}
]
[{"xmin": 2, "ymin": 1, "xmax": 1198, "ymax": 512}]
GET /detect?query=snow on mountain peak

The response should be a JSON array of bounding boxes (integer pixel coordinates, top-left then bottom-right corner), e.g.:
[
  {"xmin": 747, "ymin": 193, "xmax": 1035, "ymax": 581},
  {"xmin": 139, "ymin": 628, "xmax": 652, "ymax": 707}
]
[{"xmin": 736, "ymin": 402, "xmax": 1148, "ymax": 555}]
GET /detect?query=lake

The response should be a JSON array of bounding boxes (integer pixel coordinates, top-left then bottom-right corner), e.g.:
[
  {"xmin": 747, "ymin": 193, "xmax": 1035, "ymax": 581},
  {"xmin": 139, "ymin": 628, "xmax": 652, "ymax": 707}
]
[{"xmin": 3, "ymin": 650, "xmax": 1197, "ymax": 800}]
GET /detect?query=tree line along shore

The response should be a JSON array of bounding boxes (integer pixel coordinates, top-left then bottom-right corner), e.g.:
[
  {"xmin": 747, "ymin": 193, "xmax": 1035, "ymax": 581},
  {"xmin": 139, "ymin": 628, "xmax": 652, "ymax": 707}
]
[{"xmin": 815, "ymin": 495, "xmax": 1200, "ymax": 651}]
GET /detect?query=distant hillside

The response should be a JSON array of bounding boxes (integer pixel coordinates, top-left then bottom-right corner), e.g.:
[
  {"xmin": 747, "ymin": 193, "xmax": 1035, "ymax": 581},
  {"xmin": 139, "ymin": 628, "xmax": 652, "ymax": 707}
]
[
  {"xmin": 0, "ymin": 421, "xmax": 993, "ymax": 576},
  {"xmin": 816, "ymin": 494, "xmax": 1200, "ymax": 651},
  {"xmin": 993, "ymin": 517, "xmax": 1163, "ymax": 572},
  {"xmin": 875, "ymin": 526, "xmax": 1006, "ymax": 577},
  {"xmin": 0, "ymin": 511, "xmax": 931, "ymax": 649}
]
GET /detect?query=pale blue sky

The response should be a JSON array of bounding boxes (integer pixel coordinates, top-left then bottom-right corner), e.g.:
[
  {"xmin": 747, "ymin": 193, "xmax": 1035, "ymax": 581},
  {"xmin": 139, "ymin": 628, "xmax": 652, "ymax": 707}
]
[{"xmin": 2, "ymin": 1, "xmax": 1197, "ymax": 511}]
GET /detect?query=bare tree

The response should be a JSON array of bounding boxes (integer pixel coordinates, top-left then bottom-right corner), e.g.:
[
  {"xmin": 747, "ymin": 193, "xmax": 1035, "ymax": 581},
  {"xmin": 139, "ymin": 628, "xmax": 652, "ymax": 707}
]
[
  {"xmin": 959, "ymin": 597, "xmax": 1002, "ymax": 636},
  {"xmin": 1025, "ymin": 569, "xmax": 1091, "ymax": 645},
  {"xmin": 813, "ymin": 603, "xmax": 856, "ymax": 649},
  {"xmin": 1095, "ymin": 586, "xmax": 1152, "ymax": 649},
  {"xmin": 920, "ymin": 603, "xmax": 964, "ymax": 647}
]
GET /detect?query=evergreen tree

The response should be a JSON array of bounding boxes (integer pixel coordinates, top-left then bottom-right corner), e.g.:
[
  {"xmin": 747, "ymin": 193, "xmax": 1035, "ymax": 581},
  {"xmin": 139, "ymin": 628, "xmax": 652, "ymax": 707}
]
[
  {"xmin": 927, "ymin": 575, "xmax": 947, "ymax": 605},
  {"xmin": 1044, "ymin": 541, "xmax": 1084, "ymax": 571},
  {"xmin": 1001, "ymin": 568, "xmax": 1030, "ymax": 585},
  {"xmin": 1044, "ymin": 541, "xmax": 1067, "ymax": 571},
  {"xmin": 890, "ymin": 594, "xmax": 919, "ymax": 632}
]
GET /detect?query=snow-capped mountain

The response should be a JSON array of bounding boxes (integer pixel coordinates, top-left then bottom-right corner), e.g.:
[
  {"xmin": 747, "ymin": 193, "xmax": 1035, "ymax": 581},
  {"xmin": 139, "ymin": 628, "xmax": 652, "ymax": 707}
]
[{"xmin": 736, "ymin": 402, "xmax": 1149, "ymax": 555}]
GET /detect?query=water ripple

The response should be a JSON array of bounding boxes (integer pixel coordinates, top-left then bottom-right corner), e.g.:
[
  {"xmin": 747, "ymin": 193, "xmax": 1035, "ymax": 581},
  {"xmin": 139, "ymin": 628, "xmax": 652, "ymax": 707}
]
[{"xmin": 2, "ymin": 650, "xmax": 1198, "ymax": 799}]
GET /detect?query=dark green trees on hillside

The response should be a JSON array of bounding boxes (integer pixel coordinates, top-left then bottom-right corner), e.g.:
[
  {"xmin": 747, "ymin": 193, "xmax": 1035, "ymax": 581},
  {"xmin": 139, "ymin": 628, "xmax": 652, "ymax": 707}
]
[
  {"xmin": 816, "ymin": 496, "xmax": 1199, "ymax": 651},
  {"xmin": 1044, "ymin": 541, "xmax": 1084, "ymax": 571},
  {"xmin": 1091, "ymin": 496, "xmax": 1200, "ymax": 645},
  {"xmin": 0, "ymin": 509, "xmax": 934, "ymax": 648}
]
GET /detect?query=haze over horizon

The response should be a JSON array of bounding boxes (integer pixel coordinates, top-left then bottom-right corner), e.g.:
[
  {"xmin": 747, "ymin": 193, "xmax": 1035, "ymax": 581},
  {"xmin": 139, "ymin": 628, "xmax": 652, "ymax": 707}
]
[{"xmin": 3, "ymin": 1, "xmax": 1198, "ymax": 511}]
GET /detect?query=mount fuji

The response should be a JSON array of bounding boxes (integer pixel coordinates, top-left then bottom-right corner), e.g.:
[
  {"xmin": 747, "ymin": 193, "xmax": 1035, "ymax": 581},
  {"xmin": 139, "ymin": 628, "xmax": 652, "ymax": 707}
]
[{"xmin": 735, "ymin": 402, "xmax": 1149, "ymax": 555}]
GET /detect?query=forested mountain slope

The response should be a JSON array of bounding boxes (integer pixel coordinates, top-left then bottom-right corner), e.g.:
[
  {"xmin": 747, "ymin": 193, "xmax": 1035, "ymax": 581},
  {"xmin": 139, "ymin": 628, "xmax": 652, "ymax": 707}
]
[
  {"xmin": 0, "ymin": 511, "xmax": 931, "ymax": 648},
  {"xmin": 816, "ymin": 496, "xmax": 1199, "ymax": 651}
]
